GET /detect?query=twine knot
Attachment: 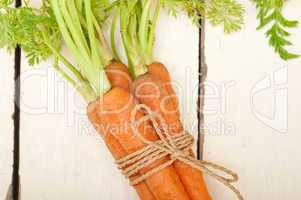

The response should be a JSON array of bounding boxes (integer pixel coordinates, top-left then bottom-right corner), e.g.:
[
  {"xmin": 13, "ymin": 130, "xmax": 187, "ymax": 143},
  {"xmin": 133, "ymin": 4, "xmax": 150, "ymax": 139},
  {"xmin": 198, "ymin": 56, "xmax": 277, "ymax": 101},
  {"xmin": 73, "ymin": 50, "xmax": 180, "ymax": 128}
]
[
  {"xmin": 170, "ymin": 150, "xmax": 186, "ymax": 160},
  {"xmin": 116, "ymin": 104, "xmax": 244, "ymax": 200}
]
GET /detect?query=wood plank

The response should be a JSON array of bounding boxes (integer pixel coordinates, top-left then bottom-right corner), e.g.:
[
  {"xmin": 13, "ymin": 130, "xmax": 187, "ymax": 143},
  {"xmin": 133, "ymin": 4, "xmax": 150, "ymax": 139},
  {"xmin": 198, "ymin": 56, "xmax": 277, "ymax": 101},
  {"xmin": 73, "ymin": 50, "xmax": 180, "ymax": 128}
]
[
  {"xmin": 204, "ymin": 1, "xmax": 301, "ymax": 199},
  {"xmin": 0, "ymin": 50, "xmax": 15, "ymax": 199},
  {"xmin": 19, "ymin": 11, "xmax": 199, "ymax": 199}
]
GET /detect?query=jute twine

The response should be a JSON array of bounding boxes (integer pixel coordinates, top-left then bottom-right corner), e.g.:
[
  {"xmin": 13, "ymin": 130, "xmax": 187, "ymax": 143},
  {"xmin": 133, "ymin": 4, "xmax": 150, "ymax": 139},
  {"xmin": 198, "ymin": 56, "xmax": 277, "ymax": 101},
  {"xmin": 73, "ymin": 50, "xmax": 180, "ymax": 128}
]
[{"xmin": 116, "ymin": 104, "xmax": 244, "ymax": 200}]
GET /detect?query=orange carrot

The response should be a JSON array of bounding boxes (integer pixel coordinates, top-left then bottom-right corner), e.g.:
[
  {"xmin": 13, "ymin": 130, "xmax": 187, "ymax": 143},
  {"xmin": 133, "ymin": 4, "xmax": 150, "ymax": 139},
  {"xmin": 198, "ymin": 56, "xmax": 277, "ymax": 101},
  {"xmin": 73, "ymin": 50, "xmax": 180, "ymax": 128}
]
[
  {"xmin": 88, "ymin": 101, "xmax": 155, "ymax": 200},
  {"xmin": 87, "ymin": 87, "xmax": 191, "ymax": 200},
  {"xmin": 105, "ymin": 61, "xmax": 132, "ymax": 91},
  {"xmin": 132, "ymin": 71, "xmax": 212, "ymax": 200},
  {"xmin": 147, "ymin": 62, "xmax": 179, "ymax": 115},
  {"xmin": 89, "ymin": 65, "xmax": 157, "ymax": 200},
  {"xmin": 118, "ymin": 0, "xmax": 212, "ymax": 197}
]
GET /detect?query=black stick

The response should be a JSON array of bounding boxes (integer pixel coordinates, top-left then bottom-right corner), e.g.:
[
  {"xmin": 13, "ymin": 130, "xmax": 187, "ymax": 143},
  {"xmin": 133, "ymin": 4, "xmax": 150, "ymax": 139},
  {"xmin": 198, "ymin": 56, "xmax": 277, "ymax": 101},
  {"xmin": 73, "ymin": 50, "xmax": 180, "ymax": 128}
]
[
  {"xmin": 197, "ymin": 19, "xmax": 206, "ymax": 160},
  {"xmin": 12, "ymin": 0, "xmax": 22, "ymax": 198}
]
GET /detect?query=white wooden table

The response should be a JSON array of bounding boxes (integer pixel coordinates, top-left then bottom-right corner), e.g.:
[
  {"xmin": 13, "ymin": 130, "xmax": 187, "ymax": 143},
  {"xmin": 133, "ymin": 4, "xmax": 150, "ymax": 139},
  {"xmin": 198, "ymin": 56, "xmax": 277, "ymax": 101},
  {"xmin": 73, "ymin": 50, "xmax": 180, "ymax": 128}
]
[{"xmin": 1, "ymin": 1, "xmax": 301, "ymax": 199}]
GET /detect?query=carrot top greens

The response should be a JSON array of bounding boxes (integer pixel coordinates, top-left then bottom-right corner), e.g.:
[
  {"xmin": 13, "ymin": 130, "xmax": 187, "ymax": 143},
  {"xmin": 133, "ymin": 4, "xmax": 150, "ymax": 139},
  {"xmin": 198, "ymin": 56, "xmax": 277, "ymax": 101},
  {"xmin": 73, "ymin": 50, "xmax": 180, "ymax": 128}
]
[
  {"xmin": 0, "ymin": 1, "xmax": 61, "ymax": 65},
  {"xmin": 254, "ymin": 0, "xmax": 299, "ymax": 60},
  {"xmin": 50, "ymin": 0, "xmax": 112, "ymax": 97},
  {"xmin": 0, "ymin": 0, "xmax": 299, "ymax": 102},
  {"xmin": 0, "ymin": 0, "xmax": 121, "ymax": 102},
  {"xmin": 113, "ymin": 0, "xmax": 245, "ymax": 78}
]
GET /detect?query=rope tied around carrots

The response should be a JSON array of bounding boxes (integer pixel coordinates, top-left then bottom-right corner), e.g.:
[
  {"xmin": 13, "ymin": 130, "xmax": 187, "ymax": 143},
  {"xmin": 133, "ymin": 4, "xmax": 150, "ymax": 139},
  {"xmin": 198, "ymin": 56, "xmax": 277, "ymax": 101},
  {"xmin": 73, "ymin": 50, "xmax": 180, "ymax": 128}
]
[{"xmin": 116, "ymin": 104, "xmax": 244, "ymax": 200}]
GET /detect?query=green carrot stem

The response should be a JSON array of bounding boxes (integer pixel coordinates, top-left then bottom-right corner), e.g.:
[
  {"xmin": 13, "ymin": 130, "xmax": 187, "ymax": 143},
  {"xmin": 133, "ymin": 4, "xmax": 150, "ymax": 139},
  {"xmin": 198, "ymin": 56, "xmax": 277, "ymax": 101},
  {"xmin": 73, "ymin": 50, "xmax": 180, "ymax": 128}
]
[
  {"xmin": 92, "ymin": 14, "xmax": 114, "ymax": 66},
  {"xmin": 119, "ymin": 0, "xmax": 147, "ymax": 78},
  {"xmin": 42, "ymin": 29, "xmax": 97, "ymax": 101},
  {"xmin": 146, "ymin": 0, "xmax": 161, "ymax": 63},
  {"xmin": 53, "ymin": 57, "xmax": 77, "ymax": 87},
  {"xmin": 138, "ymin": 0, "xmax": 151, "ymax": 57},
  {"xmin": 61, "ymin": 0, "xmax": 90, "ymax": 59},
  {"xmin": 51, "ymin": 0, "xmax": 111, "ymax": 97},
  {"xmin": 84, "ymin": 0, "xmax": 100, "ymax": 68},
  {"xmin": 111, "ymin": 11, "xmax": 121, "ymax": 61},
  {"xmin": 53, "ymin": 58, "xmax": 96, "ymax": 103}
]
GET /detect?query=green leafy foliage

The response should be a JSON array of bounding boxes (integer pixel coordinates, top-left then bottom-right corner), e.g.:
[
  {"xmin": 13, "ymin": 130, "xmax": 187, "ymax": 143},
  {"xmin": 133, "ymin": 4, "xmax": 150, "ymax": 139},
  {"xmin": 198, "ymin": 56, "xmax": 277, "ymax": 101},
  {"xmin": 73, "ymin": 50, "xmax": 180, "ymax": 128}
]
[
  {"xmin": 0, "ymin": 0, "xmax": 112, "ymax": 101},
  {"xmin": 206, "ymin": 0, "xmax": 244, "ymax": 33},
  {"xmin": 0, "ymin": 0, "xmax": 13, "ymax": 8},
  {"xmin": 0, "ymin": 2, "xmax": 61, "ymax": 65},
  {"xmin": 162, "ymin": 0, "xmax": 244, "ymax": 32},
  {"xmin": 254, "ymin": 0, "xmax": 299, "ymax": 60},
  {"xmin": 92, "ymin": 0, "xmax": 116, "ymax": 24},
  {"xmin": 162, "ymin": 0, "xmax": 205, "ymax": 25}
]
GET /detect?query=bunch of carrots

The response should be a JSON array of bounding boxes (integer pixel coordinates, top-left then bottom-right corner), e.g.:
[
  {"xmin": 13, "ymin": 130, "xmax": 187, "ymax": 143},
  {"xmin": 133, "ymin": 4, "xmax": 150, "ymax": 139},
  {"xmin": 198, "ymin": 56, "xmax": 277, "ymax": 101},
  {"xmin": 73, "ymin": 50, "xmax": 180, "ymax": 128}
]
[{"xmin": 0, "ymin": 0, "xmax": 249, "ymax": 199}]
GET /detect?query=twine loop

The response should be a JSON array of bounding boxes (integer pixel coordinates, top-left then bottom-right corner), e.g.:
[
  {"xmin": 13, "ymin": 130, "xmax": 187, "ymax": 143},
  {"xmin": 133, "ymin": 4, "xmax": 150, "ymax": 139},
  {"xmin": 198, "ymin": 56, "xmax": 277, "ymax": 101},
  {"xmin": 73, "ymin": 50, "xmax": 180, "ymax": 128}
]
[{"xmin": 116, "ymin": 104, "xmax": 244, "ymax": 200}]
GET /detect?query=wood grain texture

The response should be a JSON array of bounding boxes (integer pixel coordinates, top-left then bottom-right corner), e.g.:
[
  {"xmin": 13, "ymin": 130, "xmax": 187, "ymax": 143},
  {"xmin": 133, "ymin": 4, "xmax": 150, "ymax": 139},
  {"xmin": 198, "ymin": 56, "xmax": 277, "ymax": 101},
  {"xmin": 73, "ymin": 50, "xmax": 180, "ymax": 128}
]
[
  {"xmin": 204, "ymin": 0, "xmax": 301, "ymax": 199},
  {"xmin": 0, "ymin": 50, "xmax": 14, "ymax": 199},
  {"xmin": 18, "ymin": 11, "xmax": 199, "ymax": 200}
]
